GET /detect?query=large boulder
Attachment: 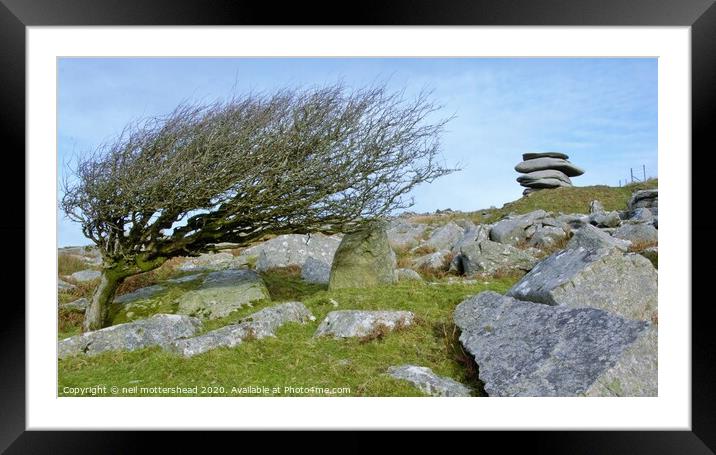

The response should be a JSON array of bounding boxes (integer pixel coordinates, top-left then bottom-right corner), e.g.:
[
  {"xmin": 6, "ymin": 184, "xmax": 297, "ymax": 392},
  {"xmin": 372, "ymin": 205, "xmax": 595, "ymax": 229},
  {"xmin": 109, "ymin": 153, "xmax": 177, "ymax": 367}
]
[
  {"xmin": 454, "ymin": 291, "xmax": 655, "ymax": 396},
  {"xmin": 328, "ymin": 223, "xmax": 396, "ymax": 290},
  {"xmin": 507, "ymin": 246, "xmax": 657, "ymax": 321},
  {"xmin": 567, "ymin": 224, "xmax": 630, "ymax": 252},
  {"xmin": 314, "ymin": 310, "xmax": 414, "ymax": 338},
  {"xmin": 628, "ymin": 207, "xmax": 654, "ymax": 223},
  {"xmin": 70, "ymin": 269, "xmax": 101, "ymax": 282},
  {"xmin": 386, "ymin": 221, "xmax": 428, "ymax": 250},
  {"xmin": 514, "ymin": 157, "xmax": 585, "ymax": 177},
  {"xmin": 425, "ymin": 222, "xmax": 464, "ymax": 251},
  {"xmin": 170, "ymin": 302, "xmax": 314, "ymax": 357},
  {"xmin": 177, "ymin": 252, "xmax": 250, "ymax": 272},
  {"xmin": 387, "ymin": 365, "xmax": 471, "ymax": 397},
  {"xmin": 58, "ymin": 314, "xmax": 202, "ymax": 359},
  {"xmin": 613, "ymin": 223, "xmax": 658, "ymax": 246},
  {"xmin": 176, "ymin": 269, "xmax": 270, "ymax": 319},
  {"xmin": 490, "ymin": 210, "xmax": 548, "ymax": 245},
  {"xmin": 590, "ymin": 211, "xmax": 621, "ymax": 228},
  {"xmin": 240, "ymin": 233, "xmax": 342, "ymax": 272},
  {"xmin": 457, "ymin": 239, "xmax": 537, "ymax": 275},
  {"xmin": 300, "ymin": 256, "xmax": 332, "ymax": 284}
]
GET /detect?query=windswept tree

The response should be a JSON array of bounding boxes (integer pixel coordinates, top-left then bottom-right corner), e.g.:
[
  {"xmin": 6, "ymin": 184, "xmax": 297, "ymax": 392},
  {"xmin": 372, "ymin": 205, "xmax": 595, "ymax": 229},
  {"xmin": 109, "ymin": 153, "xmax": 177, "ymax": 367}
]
[{"xmin": 62, "ymin": 84, "xmax": 457, "ymax": 330}]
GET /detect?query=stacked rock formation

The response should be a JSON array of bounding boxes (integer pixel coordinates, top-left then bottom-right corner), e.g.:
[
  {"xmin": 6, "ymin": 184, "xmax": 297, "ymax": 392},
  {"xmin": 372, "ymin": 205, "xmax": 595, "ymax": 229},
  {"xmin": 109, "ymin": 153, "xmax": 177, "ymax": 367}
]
[{"xmin": 515, "ymin": 152, "xmax": 584, "ymax": 196}]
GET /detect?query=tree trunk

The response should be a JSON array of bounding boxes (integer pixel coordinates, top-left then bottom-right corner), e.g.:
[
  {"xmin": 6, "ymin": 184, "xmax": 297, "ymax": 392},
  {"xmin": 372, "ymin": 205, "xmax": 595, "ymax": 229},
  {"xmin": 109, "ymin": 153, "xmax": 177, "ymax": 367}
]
[{"xmin": 83, "ymin": 270, "xmax": 124, "ymax": 331}]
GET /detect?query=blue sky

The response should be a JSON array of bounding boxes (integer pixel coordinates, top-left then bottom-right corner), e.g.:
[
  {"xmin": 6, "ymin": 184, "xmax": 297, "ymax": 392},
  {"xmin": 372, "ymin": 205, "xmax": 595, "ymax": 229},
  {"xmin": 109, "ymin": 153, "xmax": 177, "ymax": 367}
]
[{"xmin": 58, "ymin": 57, "xmax": 657, "ymax": 247}]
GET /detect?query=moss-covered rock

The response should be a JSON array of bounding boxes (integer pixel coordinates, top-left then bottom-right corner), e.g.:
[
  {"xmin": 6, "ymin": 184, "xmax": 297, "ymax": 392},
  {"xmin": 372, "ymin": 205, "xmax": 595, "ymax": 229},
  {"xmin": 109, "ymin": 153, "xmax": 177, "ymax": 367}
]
[{"xmin": 328, "ymin": 222, "xmax": 396, "ymax": 290}]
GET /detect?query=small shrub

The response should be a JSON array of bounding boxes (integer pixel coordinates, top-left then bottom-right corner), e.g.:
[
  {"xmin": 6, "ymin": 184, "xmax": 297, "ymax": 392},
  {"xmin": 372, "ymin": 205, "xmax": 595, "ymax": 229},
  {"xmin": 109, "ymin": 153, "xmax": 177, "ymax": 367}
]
[
  {"xmin": 411, "ymin": 245, "xmax": 437, "ymax": 256},
  {"xmin": 58, "ymin": 309, "xmax": 84, "ymax": 336}
]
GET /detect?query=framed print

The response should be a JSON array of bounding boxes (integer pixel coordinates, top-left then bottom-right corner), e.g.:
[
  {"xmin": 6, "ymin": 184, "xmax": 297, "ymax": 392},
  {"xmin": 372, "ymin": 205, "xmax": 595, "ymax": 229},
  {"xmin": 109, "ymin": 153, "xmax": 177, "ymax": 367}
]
[{"xmin": 4, "ymin": 0, "xmax": 713, "ymax": 452}]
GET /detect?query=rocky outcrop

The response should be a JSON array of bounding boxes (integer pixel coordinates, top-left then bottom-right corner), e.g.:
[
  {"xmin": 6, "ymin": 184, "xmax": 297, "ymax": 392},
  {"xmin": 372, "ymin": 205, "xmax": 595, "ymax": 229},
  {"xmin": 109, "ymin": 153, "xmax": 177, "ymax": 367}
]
[
  {"xmin": 455, "ymin": 239, "xmax": 536, "ymax": 276},
  {"xmin": 387, "ymin": 365, "xmax": 471, "ymax": 397},
  {"xmin": 314, "ymin": 310, "xmax": 414, "ymax": 338},
  {"xmin": 425, "ymin": 222, "xmax": 464, "ymax": 251},
  {"xmin": 244, "ymin": 233, "xmax": 342, "ymax": 272},
  {"xmin": 507, "ymin": 246, "xmax": 657, "ymax": 321},
  {"xmin": 628, "ymin": 189, "xmax": 658, "ymax": 216},
  {"xmin": 328, "ymin": 223, "xmax": 396, "ymax": 290},
  {"xmin": 514, "ymin": 153, "xmax": 584, "ymax": 195},
  {"xmin": 176, "ymin": 269, "xmax": 270, "ymax": 319},
  {"xmin": 170, "ymin": 302, "xmax": 314, "ymax": 357},
  {"xmin": 490, "ymin": 210, "xmax": 548, "ymax": 245},
  {"xmin": 454, "ymin": 291, "xmax": 656, "ymax": 397},
  {"xmin": 566, "ymin": 224, "xmax": 630, "ymax": 252},
  {"xmin": 59, "ymin": 314, "xmax": 202, "ymax": 359}
]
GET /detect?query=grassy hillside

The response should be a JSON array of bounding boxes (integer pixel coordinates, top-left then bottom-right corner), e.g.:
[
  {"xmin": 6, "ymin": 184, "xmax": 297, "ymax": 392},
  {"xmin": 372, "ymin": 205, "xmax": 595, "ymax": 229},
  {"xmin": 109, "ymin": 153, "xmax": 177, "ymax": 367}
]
[
  {"xmin": 59, "ymin": 271, "xmax": 519, "ymax": 397},
  {"xmin": 408, "ymin": 179, "xmax": 658, "ymax": 225}
]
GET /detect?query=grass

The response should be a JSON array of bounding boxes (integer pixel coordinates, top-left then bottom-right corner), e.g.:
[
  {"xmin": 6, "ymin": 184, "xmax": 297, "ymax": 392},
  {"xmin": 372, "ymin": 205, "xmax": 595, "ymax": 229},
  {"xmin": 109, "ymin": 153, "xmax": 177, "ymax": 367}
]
[{"xmin": 58, "ymin": 267, "xmax": 519, "ymax": 397}]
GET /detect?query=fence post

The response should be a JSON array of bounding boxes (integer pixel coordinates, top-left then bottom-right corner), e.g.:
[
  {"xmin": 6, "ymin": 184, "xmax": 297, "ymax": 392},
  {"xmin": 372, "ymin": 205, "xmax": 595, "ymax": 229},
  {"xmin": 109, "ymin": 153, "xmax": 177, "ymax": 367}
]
[{"xmin": 643, "ymin": 164, "xmax": 646, "ymax": 181}]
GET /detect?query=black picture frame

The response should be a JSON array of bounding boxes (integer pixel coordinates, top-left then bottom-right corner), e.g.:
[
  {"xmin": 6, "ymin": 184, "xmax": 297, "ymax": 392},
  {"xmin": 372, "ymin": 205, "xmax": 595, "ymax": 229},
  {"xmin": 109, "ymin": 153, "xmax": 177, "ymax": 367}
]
[{"xmin": 3, "ymin": 0, "xmax": 711, "ymax": 452}]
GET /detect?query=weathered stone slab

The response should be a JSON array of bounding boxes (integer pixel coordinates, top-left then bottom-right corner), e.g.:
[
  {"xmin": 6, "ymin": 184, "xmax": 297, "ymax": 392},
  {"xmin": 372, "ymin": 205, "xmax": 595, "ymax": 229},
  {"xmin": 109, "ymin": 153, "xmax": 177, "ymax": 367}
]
[
  {"xmin": 458, "ymin": 239, "xmax": 536, "ymax": 275},
  {"xmin": 58, "ymin": 314, "xmax": 202, "ymax": 359},
  {"xmin": 176, "ymin": 269, "xmax": 270, "ymax": 319},
  {"xmin": 454, "ymin": 291, "xmax": 655, "ymax": 397},
  {"xmin": 301, "ymin": 256, "xmax": 332, "ymax": 284},
  {"xmin": 328, "ymin": 223, "xmax": 396, "ymax": 290},
  {"xmin": 515, "ymin": 157, "xmax": 585, "ymax": 177},
  {"xmin": 567, "ymin": 224, "xmax": 630, "ymax": 252},
  {"xmin": 507, "ymin": 247, "xmax": 657, "ymax": 321},
  {"xmin": 113, "ymin": 284, "xmax": 166, "ymax": 305},
  {"xmin": 314, "ymin": 310, "xmax": 414, "ymax": 338},
  {"xmin": 387, "ymin": 365, "xmax": 471, "ymax": 397},
  {"xmin": 170, "ymin": 302, "xmax": 314, "ymax": 357},
  {"xmin": 70, "ymin": 269, "xmax": 101, "ymax": 282}
]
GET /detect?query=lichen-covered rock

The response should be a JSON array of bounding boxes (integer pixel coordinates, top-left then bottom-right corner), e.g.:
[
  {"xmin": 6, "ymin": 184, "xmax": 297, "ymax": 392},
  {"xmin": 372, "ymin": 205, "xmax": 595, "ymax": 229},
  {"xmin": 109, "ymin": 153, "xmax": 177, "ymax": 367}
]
[
  {"xmin": 314, "ymin": 310, "xmax": 414, "ymax": 338},
  {"xmin": 60, "ymin": 297, "xmax": 88, "ymax": 312},
  {"xmin": 177, "ymin": 252, "xmax": 250, "ymax": 272},
  {"xmin": 114, "ymin": 284, "xmax": 166, "ymax": 305},
  {"xmin": 395, "ymin": 268, "xmax": 423, "ymax": 282},
  {"xmin": 386, "ymin": 221, "xmax": 428, "ymax": 250},
  {"xmin": 454, "ymin": 291, "xmax": 655, "ymax": 396},
  {"xmin": 425, "ymin": 222, "xmax": 464, "ymax": 251},
  {"xmin": 328, "ymin": 223, "xmax": 396, "ymax": 290},
  {"xmin": 628, "ymin": 189, "xmax": 658, "ymax": 215},
  {"xmin": 412, "ymin": 250, "xmax": 451, "ymax": 271},
  {"xmin": 457, "ymin": 239, "xmax": 537, "ymax": 275},
  {"xmin": 58, "ymin": 314, "xmax": 202, "ymax": 359},
  {"xmin": 567, "ymin": 224, "xmax": 630, "ymax": 252},
  {"xmin": 301, "ymin": 256, "xmax": 331, "ymax": 284},
  {"xmin": 589, "ymin": 200, "xmax": 605, "ymax": 214},
  {"xmin": 244, "ymin": 233, "xmax": 342, "ymax": 272},
  {"xmin": 171, "ymin": 302, "xmax": 314, "ymax": 357},
  {"xmin": 166, "ymin": 273, "xmax": 205, "ymax": 284},
  {"xmin": 507, "ymin": 247, "xmax": 657, "ymax": 321},
  {"xmin": 70, "ymin": 269, "xmax": 101, "ymax": 282},
  {"xmin": 584, "ymin": 325, "xmax": 657, "ymax": 396},
  {"xmin": 490, "ymin": 210, "xmax": 547, "ymax": 245},
  {"xmin": 613, "ymin": 223, "xmax": 658, "ymax": 246},
  {"xmin": 176, "ymin": 269, "xmax": 270, "ymax": 319},
  {"xmin": 387, "ymin": 365, "xmax": 471, "ymax": 397}
]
